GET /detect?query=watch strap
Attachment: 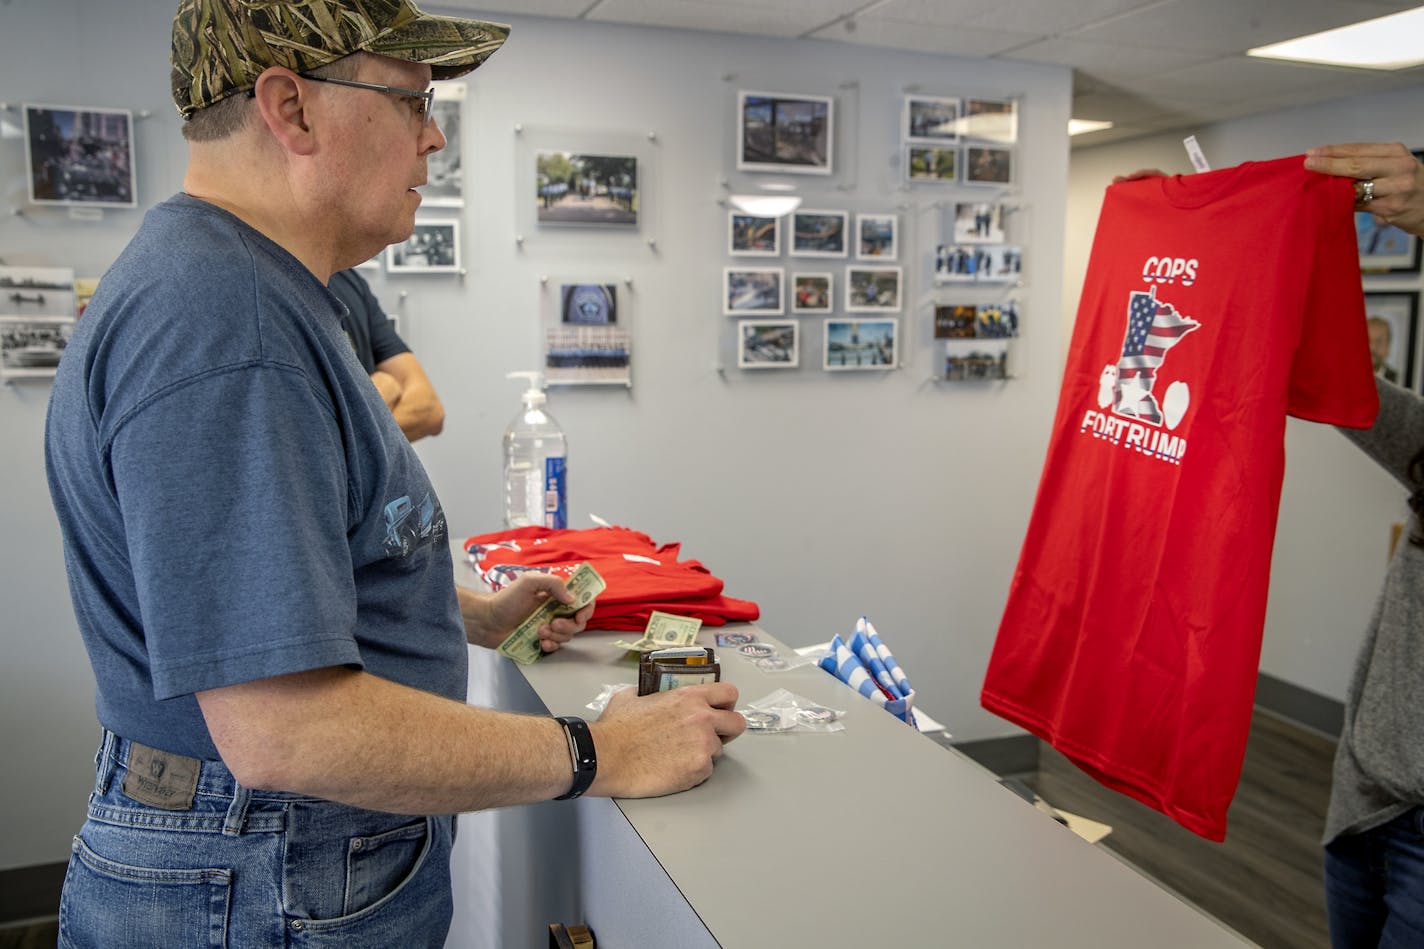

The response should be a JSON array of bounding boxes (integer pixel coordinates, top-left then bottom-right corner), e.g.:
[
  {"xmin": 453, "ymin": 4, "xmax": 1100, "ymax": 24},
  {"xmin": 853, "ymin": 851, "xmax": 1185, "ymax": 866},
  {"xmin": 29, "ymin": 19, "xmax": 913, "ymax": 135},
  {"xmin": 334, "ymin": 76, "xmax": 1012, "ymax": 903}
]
[{"xmin": 554, "ymin": 715, "xmax": 597, "ymax": 800}]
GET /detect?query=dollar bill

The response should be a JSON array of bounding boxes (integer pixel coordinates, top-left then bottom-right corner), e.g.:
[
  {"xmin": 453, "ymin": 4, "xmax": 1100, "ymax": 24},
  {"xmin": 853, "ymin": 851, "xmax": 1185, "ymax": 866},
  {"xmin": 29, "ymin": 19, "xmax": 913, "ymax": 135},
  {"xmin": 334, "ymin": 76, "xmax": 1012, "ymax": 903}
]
[
  {"xmin": 609, "ymin": 610, "xmax": 703, "ymax": 652},
  {"xmin": 496, "ymin": 562, "xmax": 606, "ymax": 665}
]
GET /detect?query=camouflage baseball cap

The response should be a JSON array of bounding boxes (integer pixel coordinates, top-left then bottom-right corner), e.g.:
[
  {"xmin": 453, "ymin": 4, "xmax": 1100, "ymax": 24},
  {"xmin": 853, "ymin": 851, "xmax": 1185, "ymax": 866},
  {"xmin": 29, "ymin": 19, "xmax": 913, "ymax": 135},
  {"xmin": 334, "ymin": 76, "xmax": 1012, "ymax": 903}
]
[{"xmin": 171, "ymin": 0, "xmax": 510, "ymax": 117}]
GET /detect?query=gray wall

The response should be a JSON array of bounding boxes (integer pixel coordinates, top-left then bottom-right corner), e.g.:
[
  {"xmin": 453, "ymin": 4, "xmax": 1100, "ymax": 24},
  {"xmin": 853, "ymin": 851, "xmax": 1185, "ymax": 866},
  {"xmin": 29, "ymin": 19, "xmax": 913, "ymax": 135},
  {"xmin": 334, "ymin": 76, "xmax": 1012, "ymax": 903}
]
[
  {"xmin": 1065, "ymin": 86, "xmax": 1424, "ymax": 702},
  {"xmin": 0, "ymin": 1, "xmax": 1071, "ymax": 870}
]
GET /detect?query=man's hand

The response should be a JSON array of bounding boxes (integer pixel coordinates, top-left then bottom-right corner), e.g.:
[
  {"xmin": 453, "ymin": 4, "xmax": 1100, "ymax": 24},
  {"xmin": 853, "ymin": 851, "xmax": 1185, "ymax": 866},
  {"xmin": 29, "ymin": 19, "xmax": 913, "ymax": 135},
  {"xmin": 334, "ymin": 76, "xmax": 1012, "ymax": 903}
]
[
  {"xmin": 458, "ymin": 574, "xmax": 593, "ymax": 653},
  {"xmin": 587, "ymin": 683, "xmax": 747, "ymax": 798},
  {"xmin": 1305, "ymin": 143, "xmax": 1424, "ymax": 238}
]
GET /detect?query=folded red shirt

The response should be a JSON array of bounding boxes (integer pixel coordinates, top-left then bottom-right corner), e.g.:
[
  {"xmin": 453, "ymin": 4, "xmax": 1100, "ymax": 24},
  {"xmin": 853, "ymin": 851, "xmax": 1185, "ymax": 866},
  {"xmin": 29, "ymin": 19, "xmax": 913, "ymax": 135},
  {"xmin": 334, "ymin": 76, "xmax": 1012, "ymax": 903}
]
[{"xmin": 464, "ymin": 526, "xmax": 760, "ymax": 630}]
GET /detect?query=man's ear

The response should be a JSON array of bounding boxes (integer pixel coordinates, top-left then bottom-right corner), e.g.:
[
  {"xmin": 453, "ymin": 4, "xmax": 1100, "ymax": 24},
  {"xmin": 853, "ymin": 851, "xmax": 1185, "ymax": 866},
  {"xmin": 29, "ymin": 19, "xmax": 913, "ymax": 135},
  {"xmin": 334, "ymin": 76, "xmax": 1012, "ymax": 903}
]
[{"xmin": 251, "ymin": 66, "xmax": 317, "ymax": 156}]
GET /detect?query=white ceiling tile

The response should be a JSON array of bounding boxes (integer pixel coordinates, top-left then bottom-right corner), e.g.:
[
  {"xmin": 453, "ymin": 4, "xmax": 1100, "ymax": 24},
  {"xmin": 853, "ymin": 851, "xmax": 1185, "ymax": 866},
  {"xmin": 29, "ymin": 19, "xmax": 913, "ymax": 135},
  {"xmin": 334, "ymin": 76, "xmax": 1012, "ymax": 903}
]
[
  {"xmin": 1006, "ymin": 36, "xmax": 1218, "ymax": 80},
  {"xmin": 587, "ymin": 0, "xmax": 864, "ymax": 36},
  {"xmin": 808, "ymin": 18, "xmax": 1041, "ymax": 57},
  {"xmin": 1067, "ymin": 0, "xmax": 1424, "ymax": 52}
]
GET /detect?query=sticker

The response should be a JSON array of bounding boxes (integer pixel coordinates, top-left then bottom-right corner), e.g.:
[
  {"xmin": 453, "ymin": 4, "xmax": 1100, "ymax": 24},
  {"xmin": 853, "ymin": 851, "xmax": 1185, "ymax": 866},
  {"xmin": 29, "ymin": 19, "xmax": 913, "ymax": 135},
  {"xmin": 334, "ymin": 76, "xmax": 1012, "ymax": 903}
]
[{"xmin": 738, "ymin": 643, "xmax": 776, "ymax": 659}]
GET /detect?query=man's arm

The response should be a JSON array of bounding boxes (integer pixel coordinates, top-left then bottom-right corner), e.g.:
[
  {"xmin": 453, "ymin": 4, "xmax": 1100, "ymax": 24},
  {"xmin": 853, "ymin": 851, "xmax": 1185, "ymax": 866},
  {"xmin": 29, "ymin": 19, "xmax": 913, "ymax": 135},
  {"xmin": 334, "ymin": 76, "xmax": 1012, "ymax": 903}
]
[
  {"xmin": 196, "ymin": 667, "xmax": 745, "ymax": 812},
  {"xmin": 374, "ymin": 351, "xmax": 445, "ymax": 441}
]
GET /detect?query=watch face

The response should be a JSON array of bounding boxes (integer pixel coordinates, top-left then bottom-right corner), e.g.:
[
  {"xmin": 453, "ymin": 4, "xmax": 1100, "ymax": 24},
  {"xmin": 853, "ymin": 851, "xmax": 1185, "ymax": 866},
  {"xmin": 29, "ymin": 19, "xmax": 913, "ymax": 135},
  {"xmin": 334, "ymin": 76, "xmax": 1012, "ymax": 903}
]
[{"xmin": 562, "ymin": 284, "xmax": 617, "ymax": 325}]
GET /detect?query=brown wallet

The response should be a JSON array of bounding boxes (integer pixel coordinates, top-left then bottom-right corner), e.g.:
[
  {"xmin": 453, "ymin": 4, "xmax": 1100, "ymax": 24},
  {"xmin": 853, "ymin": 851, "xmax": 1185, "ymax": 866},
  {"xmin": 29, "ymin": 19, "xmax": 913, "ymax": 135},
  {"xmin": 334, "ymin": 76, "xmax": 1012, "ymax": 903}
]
[{"xmin": 637, "ymin": 646, "xmax": 720, "ymax": 696}]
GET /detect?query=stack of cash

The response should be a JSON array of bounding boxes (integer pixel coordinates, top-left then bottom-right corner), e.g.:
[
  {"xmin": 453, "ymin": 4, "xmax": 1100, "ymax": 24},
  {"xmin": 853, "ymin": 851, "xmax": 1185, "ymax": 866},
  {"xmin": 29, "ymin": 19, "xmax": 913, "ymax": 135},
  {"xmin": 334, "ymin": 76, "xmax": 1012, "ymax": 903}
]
[
  {"xmin": 609, "ymin": 610, "xmax": 703, "ymax": 652},
  {"xmin": 496, "ymin": 563, "xmax": 606, "ymax": 665}
]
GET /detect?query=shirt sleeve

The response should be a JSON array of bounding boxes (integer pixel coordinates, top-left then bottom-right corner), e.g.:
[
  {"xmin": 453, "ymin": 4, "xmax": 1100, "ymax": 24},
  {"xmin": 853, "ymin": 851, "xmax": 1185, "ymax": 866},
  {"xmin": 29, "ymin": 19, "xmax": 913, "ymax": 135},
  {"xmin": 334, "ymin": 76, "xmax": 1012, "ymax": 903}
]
[
  {"xmin": 107, "ymin": 363, "xmax": 362, "ymax": 700},
  {"xmin": 1287, "ymin": 174, "xmax": 1380, "ymax": 428},
  {"xmin": 355, "ymin": 279, "xmax": 412, "ymax": 367}
]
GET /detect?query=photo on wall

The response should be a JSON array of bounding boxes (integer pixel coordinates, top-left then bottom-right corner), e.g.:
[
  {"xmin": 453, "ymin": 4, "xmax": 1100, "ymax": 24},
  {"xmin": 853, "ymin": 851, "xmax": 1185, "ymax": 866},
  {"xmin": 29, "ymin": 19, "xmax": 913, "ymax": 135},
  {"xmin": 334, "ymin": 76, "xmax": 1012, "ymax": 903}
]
[
  {"xmin": 904, "ymin": 95, "xmax": 960, "ymax": 144},
  {"xmin": 724, "ymin": 267, "xmax": 784, "ymax": 315},
  {"xmin": 387, "ymin": 220, "xmax": 460, "ymax": 272},
  {"xmin": 845, "ymin": 266, "xmax": 902, "ymax": 312},
  {"xmin": 729, "ymin": 211, "xmax": 781, "ymax": 256},
  {"xmin": 737, "ymin": 90, "xmax": 833, "ymax": 175},
  {"xmin": 792, "ymin": 272, "xmax": 832, "ymax": 313},
  {"xmin": 1363, "ymin": 291, "xmax": 1418, "ymax": 389},
  {"xmin": 419, "ymin": 82, "xmax": 466, "ymax": 207},
  {"xmin": 906, "ymin": 145, "xmax": 957, "ymax": 182},
  {"xmin": 0, "ymin": 265, "xmax": 76, "ymax": 318},
  {"xmin": 952, "ymin": 202, "xmax": 1006, "ymax": 243},
  {"xmin": 965, "ymin": 145, "xmax": 1014, "ymax": 185},
  {"xmin": 1358, "ymin": 211, "xmax": 1421, "ymax": 273},
  {"xmin": 824, "ymin": 317, "xmax": 897, "ymax": 371},
  {"xmin": 23, "ymin": 103, "xmax": 136, "ymax": 207},
  {"xmin": 0, "ymin": 316, "xmax": 74, "ymax": 381},
  {"xmin": 791, "ymin": 210, "xmax": 848, "ymax": 257},
  {"xmin": 934, "ymin": 304, "xmax": 978, "ymax": 339},
  {"xmin": 535, "ymin": 151, "xmax": 638, "ymax": 227},
  {"xmin": 944, "ymin": 345, "xmax": 1010, "ymax": 381},
  {"xmin": 856, "ymin": 214, "xmax": 897, "ymax": 260},
  {"xmin": 544, "ymin": 283, "xmax": 631, "ymax": 387},
  {"xmin": 738, "ymin": 319, "xmax": 799, "ymax": 369},
  {"xmin": 963, "ymin": 98, "xmax": 1017, "ymax": 144}
]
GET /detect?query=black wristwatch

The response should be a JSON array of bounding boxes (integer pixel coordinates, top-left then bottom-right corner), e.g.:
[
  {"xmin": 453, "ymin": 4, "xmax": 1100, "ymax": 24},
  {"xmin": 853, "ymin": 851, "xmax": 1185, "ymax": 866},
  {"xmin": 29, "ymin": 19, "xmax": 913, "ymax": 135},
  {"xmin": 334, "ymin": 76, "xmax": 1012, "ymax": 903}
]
[{"xmin": 554, "ymin": 716, "xmax": 597, "ymax": 800}]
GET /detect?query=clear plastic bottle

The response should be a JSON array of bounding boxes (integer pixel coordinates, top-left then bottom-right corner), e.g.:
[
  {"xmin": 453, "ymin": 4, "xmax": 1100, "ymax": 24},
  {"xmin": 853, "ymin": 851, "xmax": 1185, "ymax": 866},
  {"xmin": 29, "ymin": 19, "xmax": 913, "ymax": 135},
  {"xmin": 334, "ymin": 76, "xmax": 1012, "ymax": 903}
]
[{"xmin": 502, "ymin": 371, "xmax": 567, "ymax": 529}]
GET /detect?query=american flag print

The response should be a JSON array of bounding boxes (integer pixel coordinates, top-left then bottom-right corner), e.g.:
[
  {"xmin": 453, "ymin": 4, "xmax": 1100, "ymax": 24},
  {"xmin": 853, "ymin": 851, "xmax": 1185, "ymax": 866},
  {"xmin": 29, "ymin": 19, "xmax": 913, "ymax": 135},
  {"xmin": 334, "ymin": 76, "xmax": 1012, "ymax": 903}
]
[{"xmin": 1114, "ymin": 287, "xmax": 1199, "ymax": 425}]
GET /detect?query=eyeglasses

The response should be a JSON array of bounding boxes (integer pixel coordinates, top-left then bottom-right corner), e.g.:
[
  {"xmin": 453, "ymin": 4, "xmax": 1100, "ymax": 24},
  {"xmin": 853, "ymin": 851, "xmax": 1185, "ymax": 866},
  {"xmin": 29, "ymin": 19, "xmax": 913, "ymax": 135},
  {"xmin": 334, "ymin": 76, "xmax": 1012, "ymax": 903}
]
[{"xmin": 300, "ymin": 74, "xmax": 435, "ymax": 126}]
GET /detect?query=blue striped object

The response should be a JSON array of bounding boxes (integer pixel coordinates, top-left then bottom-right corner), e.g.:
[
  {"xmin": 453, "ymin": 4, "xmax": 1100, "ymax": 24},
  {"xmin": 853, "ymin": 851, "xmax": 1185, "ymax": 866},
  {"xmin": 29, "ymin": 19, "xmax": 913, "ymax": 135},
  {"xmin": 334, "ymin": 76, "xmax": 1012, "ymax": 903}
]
[
  {"xmin": 860, "ymin": 617, "xmax": 913, "ymax": 698},
  {"xmin": 819, "ymin": 622, "xmax": 917, "ymax": 726}
]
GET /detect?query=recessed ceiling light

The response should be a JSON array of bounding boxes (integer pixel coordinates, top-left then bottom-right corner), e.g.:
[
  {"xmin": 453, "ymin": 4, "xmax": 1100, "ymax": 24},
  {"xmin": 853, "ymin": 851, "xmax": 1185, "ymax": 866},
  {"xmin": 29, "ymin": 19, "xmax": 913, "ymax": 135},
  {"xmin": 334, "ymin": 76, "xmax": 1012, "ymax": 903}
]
[
  {"xmin": 1069, "ymin": 119, "xmax": 1114, "ymax": 136},
  {"xmin": 1248, "ymin": 5, "xmax": 1424, "ymax": 70}
]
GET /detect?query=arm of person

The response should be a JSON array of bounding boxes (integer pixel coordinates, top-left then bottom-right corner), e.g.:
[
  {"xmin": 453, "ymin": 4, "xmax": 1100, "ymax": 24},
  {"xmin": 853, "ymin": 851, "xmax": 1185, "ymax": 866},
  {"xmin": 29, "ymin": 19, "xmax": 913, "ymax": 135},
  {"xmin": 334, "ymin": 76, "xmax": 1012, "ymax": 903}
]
[
  {"xmin": 374, "ymin": 351, "xmax": 445, "ymax": 441},
  {"xmin": 1340, "ymin": 376, "xmax": 1424, "ymax": 487},
  {"xmin": 457, "ymin": 572, "xmax": 593, "ymax": 653},
  {"xmin": 369, "ymin": 368, "xmax": 403, "ymax": 409},
  {"xmin": 1304, "ymin": 143, "xmax": 1424, "ymax": 238},
  {"xmin": 196, "ymin": 668, "xmax": 745, "ymax": 812}
]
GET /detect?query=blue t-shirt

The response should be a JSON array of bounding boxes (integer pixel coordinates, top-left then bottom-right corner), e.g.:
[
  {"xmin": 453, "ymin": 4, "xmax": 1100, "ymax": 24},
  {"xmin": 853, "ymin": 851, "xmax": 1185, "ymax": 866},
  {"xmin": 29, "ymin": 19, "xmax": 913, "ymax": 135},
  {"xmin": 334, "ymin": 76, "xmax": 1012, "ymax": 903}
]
[{"xmin": 45, "ymin": 194, "xmax": 465, "ymax": 760}]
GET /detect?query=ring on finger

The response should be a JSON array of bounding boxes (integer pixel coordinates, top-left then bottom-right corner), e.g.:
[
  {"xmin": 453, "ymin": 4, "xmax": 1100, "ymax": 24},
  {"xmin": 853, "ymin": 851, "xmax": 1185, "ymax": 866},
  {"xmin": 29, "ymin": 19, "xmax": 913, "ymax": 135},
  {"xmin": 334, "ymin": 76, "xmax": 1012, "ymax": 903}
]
[{"xmin": 1356, "ymin": 178, "xmax": 1376, "ymax": 203}]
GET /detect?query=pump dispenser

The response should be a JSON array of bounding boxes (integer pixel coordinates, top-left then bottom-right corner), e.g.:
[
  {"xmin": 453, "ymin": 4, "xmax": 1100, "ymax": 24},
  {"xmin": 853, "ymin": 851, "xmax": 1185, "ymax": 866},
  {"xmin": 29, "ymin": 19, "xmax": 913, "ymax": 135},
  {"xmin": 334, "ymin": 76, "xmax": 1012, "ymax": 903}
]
[{"xmin": 502, "ymin": 371, "xmax": 567, "ymax": 528}]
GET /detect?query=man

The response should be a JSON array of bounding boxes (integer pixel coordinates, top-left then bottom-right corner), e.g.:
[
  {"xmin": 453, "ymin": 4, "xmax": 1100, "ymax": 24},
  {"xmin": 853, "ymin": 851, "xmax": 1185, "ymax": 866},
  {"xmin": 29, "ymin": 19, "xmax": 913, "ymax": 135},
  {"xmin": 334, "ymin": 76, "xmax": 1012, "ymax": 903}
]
[
  {"xmin": 1366, "ymin": 314, "xmax": 1400, "ymax": 384},
  {"xmin": 330, "ymin": 267, "xmax": 445, "ymax": 440},
  {"xmin": 44, "ymin": 2, "xmax": 744, "ymax": 945}
]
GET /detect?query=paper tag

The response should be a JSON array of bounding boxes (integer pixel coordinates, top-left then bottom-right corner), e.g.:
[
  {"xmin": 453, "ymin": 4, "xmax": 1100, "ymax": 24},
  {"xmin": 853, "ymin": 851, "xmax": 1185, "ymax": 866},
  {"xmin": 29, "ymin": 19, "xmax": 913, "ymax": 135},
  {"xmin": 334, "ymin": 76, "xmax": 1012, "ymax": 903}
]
[{"xmin": 1183, "ymin": 135, "xmax": 1211, "ymax": 173}]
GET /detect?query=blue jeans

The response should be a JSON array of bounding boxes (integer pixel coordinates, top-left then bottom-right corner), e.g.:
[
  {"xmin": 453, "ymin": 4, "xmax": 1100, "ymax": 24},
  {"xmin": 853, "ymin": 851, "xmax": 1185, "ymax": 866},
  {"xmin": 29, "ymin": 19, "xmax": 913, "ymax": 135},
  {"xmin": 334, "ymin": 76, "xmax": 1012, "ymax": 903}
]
[
  {"xmin": 59, "ymin": 729, "xmax": 455, "ymax": 948},
  {"xmin": 1325, "ymin": 807, "xmax": 1424, "ymax": 949}
]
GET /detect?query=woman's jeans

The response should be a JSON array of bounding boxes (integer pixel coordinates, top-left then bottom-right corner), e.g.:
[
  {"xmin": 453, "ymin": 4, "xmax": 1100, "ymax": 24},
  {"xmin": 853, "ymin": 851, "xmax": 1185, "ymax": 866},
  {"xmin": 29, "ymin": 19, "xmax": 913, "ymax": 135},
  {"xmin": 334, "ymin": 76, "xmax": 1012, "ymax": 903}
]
[
  {"xmin": 1325, "ymin": 807, "xmax": 1424, "ymax": 949},
  {"xmin": 59, "ymin": 729, "xmax": 455, "ymax": 948}
]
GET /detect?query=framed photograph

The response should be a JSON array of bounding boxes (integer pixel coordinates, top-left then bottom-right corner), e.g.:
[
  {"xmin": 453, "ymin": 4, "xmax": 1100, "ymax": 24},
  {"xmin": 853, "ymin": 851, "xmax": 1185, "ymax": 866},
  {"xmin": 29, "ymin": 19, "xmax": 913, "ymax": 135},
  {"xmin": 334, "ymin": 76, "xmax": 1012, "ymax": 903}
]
[
  {"xmin": 791, "ymin": 210, "xmax": 848, "ymax": 257},
  {"xmin": 546, "ymin": 283, "xmax": 630, "ymax": 387},
  {"xmin": 1363, "ymin": 291, "xmax": 1418, "ymax": 389},
  {"xmin": 953, "ymin": 202, "xmax": 1006, "ymax": 243},
  {"xmin": 23, "ymin": 104, "xmax": 136, "ymax": 208},
  {"xmin": 0, "ymin": 265, "xmax": 76, "ymax": 317},
  {"xmin": 934, "ymin": 304, "xmax": 978, "ymax": 339},
  {"xmin": 0, "ymin": 316, "xmax": 74, "ymax": 381},
  {"xmin": 824, "ymin": 317, "xmax": 898, "ymax": 371},
  {"xmin": 934, "ymin": 244, "xmax": 979, "ymax": 282},
  {"xmin": 561, "ymin": 283, "xmax": 617, "ymax": 325},
  {"xmin": 845, "ymin": 265, "xmax": 902, "ymax": 312},
  {"xmin": 535, "ymin": 151, "xmax": 639, "ymax": 227},
  {"xmin": 856, "ymin": 213, "xmax": 898, "ymax": 260},
  {"xmin": 979, "ymin": 245, "xmax": 1023, "ymax": 282},
  {"xmin": 737, "ymin": 90, "xmax": 833, "ymax": 175},
  {"xmin": 976, "ymin": 300, "xmax": 1019, "ymax": 338},
  {"xmin": 1358, "ymin": 212, "xmax": 1421, "ymax": 273},
  {"xmin": 420, "ymin": 82, "xmax": 465, "ymax": 207},
  {"xmin": 738, "ymin": 319, "xmax": 799, "ymax": 369},
  {"xmin": 906, "ymin": 145, "xmax": 957, "ymax": 182},
  {"xmin": 904, "ymin": 95, "xmax": 960, "ymax": 144},
  {"xmin": 724, "ymin": 267, "xmax": 784, "ymax": 316},
  {"xmin": 386, "ymin": 220, "xmax": 460, "ymax": 272},
  {"xmin": 729, "ymin": 211, "xmax": 780, "ymax": 256},
  {"xmin": 965, "ymin": 145, "xmax": 1014, "ymax": 185},
  {"xmin": 963, "ymin": 98, "xmax": 1017, "ymax": 144},
  {"xmin": 944, "ymin": 347, "xmax": 1010, "ymax": 381},
  {"xmin": 792, "ymin": 272, "xmax": 832, "ymax": 313}
]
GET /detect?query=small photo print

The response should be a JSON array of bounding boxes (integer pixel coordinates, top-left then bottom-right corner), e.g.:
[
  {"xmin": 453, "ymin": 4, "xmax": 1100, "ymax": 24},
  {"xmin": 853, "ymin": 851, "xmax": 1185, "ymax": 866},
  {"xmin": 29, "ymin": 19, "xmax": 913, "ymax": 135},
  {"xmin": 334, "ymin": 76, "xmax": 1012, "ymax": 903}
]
[
  {"xmin": 963, "ymin": 98, "xmax": 1017, "ymax": 144},
  {"xmin": 980, "ymin": 245, "xmax": 1023, "ymax": 282},
  {"xmin": 934, "ymin": 304, "xmax": 978, "ymax": 339},
  {"xmin": 791, "ymin": 210, "xmax": 849, "ymax": 257},
  {"xmin": 0, "ymin": 316, "xmax": 74, "ymax": 380},
  {"xmin": 0, "ymin": 265, "xmax": 77, "ymax": 317},
  {"xmin": 907, "ymin": 145, "xmax": 957, "ymax": 182},
  {"xmin": 387, "ymin": 220, "xmax": 460, "ymax": 272},
  {"xmin": 737, "ymin": 90, "xmax": 833, "ymax": 175},
  {"xmin": 975, "ymin": 300, "xmax": 1019, "ymax": 338},
  {"xmin": 845, "ymin": 266, "xmax": 902, "ymax": 312},
  {"xmin": 944, "ymin": 346, "xmax": 1009, "ymax": 381},
  {"xmin": 792, "ymin": 272, "xmax": 832, "ymax": 313},
  {"xmin": 729, "ymin": 211, "xmax": 780, "ymax": 256},
  {"xmin": 824, "ymin": 318, "xmax": 897, "ymax": 371},
  {"xmin": 545, "ymin": 325, "xmax": 631, "ymax": 386},
  {"xmin": 738, "ymin": 319, "xmax": 799, "ymax": 369},
  {"xmin": 856, "ymin": 213, "xmax": 898, "ymax": 260},
  {"xmin": 561, "ymin": 284, "xmax": 617, "ymax": 324},
  {"xmin": 952, "ymin": 202, "xmax": 1005, "ymax": 244},
  {"xmin": 965, "ymin": 145, "xmax": 1014, "ymax": 185},
  {"xmin": 420, "ymin": 82, "xmax": 465, "ymax": 207},
  {"xmin": 724, "ymin": 267, "xmax": 784, "ymax": 315},
  {"xmin": 536, "ymin": 151, "xmax": 639, "ymax": 227},
  {"xmin": 934, "ymin": 244, "xmax": 1021, "ymax": 283},
  {"xmin": 904, "ymin": 95, "xmax": 960, "ymax": 144},
  {"xmin": 24, "ymin": 104, "xmax": 136, "ymax": 207}
]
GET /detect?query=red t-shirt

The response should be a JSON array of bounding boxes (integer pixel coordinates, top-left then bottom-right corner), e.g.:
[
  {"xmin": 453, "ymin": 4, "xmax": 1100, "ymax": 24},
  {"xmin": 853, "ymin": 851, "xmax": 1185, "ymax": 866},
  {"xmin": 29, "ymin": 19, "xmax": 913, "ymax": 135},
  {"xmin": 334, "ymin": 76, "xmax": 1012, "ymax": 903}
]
[{"xmin": 981, "ymin": 156, "xmax": 1379, "ymax": 840}]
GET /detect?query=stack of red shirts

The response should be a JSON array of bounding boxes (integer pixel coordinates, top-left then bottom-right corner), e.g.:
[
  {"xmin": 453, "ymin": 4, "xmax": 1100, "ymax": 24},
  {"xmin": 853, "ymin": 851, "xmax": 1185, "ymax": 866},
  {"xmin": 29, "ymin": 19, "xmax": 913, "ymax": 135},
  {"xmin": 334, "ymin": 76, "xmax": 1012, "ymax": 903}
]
[{"xmin": 464, "ymin": 525, "xmax": 760, "ymax": 631}]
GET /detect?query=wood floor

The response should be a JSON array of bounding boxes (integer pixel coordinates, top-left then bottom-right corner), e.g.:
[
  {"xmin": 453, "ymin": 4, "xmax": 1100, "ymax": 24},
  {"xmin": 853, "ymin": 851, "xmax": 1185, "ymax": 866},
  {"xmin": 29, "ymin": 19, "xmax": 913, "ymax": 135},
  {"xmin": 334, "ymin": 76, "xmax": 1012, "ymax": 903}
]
[{"xmin": 1019, "ymin": 708, "xmax": 1337, "ymax": 949}]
